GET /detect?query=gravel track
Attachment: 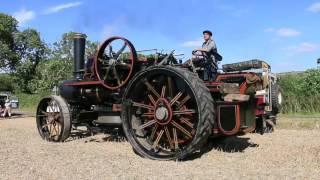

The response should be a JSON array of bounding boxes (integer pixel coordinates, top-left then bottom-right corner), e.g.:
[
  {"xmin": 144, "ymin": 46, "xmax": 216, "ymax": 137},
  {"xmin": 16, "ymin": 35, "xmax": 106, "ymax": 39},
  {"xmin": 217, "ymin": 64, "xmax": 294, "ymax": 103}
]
[{"xmin": 1, "ymin": 117, "xmax": 320, "ymax": 180}]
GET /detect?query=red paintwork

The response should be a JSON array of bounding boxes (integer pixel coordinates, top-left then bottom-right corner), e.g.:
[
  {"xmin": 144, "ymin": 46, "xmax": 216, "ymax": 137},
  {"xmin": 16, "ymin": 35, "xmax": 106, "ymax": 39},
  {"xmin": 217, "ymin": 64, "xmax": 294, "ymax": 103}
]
[
  {"xmin": 64, "ymin": 81, "xmax": 102, "ymax": 86},
  {"xmin": 255, "ymin": 95, "xmax": 265, "ymax": 116}
]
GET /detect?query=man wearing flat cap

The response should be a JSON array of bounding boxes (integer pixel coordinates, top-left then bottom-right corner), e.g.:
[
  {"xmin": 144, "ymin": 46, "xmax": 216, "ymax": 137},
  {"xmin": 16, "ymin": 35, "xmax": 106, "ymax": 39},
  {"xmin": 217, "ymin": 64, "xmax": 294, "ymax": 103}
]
[{"xmin": 191, "ymin": 30, "xmax": 222, "ymax": 81}]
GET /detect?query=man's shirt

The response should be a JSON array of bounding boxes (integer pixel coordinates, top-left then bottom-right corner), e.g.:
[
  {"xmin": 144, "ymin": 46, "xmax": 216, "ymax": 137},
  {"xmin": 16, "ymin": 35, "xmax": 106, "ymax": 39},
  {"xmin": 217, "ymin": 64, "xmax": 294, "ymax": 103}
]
[{"xmin": 202, "ymin": 39, "xmax": 217, "ymax": 60}]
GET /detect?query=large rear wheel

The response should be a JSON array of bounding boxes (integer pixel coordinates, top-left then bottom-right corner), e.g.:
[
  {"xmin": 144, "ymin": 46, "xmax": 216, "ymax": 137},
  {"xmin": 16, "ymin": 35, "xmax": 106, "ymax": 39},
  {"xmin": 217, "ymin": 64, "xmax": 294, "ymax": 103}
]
[{"xmin": 121, "ymin": 66, "xmax": 215, "ymax": 160}]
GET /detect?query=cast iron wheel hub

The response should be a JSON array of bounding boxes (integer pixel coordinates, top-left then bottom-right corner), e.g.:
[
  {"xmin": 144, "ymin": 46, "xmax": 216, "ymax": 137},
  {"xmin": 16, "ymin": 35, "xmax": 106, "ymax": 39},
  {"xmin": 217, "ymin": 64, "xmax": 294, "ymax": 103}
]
[
  {"xmin": 155, "ymin": 107, "xmax": 168, "ymax": 121},
  {"xmin": 154, "ymin": 98, "xmax": 173, "ymax": 125}
]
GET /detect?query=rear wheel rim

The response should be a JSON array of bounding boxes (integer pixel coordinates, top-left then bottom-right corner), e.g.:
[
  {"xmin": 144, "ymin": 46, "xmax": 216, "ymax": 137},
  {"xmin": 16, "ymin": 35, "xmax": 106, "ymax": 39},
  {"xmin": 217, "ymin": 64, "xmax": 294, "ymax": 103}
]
[
  {"xmin": 123, "ymin": 69, "xmax": 200, "ymax": 159},
  {"xmin": 36, "ymin": 98, "xmax": 64, "ymax": 142}
]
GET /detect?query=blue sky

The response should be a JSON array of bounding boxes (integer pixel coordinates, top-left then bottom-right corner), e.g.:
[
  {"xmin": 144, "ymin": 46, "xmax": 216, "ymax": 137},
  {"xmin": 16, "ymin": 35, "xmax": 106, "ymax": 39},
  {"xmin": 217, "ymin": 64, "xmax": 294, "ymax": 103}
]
[{"xmin": 1, "ymin": 0, "xmax": 320, "ymax": 72}]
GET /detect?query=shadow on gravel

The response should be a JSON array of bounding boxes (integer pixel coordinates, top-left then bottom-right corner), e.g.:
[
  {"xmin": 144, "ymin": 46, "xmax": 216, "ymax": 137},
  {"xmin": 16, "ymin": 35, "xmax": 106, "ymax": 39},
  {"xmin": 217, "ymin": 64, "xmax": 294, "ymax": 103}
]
[
  {"xmin": 66, "ymin": 127, "xmax": 127, "ymax": 143},
  {"xmin": 184, "ymin": 136, "xmax": 259, "ymax": 161},
  {"xmin": 0, "ymin": 112, "xmax": 27, "ymax": 120}
]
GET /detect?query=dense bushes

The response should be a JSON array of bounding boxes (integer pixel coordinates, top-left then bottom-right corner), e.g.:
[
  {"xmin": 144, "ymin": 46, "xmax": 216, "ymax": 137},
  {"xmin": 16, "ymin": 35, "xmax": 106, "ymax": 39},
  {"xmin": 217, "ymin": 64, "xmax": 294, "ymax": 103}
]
[
  {"xmin": 279, "ymin": 68, "xmax": 320, "ymax": 114},
  {"xmin": 0, "ymin": 74, "xmax": 16, "ymax": 91}
]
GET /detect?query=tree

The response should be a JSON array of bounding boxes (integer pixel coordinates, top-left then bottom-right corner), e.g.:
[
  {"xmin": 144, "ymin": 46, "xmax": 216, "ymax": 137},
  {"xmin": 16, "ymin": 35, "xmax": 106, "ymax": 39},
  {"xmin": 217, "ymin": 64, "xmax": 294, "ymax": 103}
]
[
  {"xmin": 14, "ymin": 29, "xmax": 48, "ymax": 93},
  {"xmin": 51, "ymin": 31, "xmax": 98, "ymax": 62},
  {"xmin": 0, "ymin": 13, "xmax": 19, "ymax": 70}
]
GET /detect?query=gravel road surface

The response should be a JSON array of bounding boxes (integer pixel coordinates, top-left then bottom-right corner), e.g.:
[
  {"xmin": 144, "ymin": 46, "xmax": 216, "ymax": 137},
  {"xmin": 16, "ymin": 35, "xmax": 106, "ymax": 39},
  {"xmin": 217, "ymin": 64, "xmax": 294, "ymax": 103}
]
[{"xmin": 1, "ymin": 117, "xmax": 320, "ymax": 180}]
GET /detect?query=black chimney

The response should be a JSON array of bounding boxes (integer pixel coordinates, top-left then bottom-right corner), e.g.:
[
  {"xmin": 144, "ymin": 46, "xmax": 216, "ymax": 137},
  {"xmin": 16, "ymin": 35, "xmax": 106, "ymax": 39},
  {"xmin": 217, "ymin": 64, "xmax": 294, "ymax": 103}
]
[{"xmin": 73, "ymin": 33, "xmax": 86, "ymax": 80}]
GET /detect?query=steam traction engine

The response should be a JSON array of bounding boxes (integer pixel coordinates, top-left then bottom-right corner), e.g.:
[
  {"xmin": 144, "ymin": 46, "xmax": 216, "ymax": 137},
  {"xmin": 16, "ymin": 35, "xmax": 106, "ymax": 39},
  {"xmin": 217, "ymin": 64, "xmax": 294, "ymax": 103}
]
[{"xmin": 36, "ymin": 33, "xmax": 275, "ymax": 160}]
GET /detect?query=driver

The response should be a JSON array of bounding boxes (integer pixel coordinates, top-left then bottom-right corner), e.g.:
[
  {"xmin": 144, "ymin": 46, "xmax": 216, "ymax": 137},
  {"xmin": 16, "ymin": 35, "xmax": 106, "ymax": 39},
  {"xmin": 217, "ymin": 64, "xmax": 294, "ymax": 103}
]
[
  {"xmin": 190, "ymin": 30, "xmax": 222, "ymax": 81},
  {"xmin": 192, "ymin": 30, "xmax": 217, "ymax": 63}
]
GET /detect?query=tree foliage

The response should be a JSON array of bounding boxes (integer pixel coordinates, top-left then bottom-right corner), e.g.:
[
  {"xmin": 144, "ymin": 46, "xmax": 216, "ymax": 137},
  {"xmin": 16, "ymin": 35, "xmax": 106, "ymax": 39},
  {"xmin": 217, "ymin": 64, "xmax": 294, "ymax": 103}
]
[
  {"xmin": 279, "ymin": 69, "xmax": 320, "ymax": 113},
  {"xmin": 14, "ymin": 29, "xmax": 48, "ymax": 93},
  {"xmin": 0, "ymin": 13, "xmax": 19, "ymax": 70}
]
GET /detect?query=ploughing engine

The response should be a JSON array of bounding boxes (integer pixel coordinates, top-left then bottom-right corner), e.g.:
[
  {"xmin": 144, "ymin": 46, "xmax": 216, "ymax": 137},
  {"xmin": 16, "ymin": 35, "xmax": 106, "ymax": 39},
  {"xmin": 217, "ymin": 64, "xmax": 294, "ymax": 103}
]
[{"xmin": 36, "ymin": 33, "xmax": 279, "ymax": 160}]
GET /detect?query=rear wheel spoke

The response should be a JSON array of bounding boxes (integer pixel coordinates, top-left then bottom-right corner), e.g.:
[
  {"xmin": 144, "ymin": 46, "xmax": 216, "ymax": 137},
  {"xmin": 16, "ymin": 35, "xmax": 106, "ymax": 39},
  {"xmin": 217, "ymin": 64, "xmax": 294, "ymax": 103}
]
[
  {"xmin": 180, "ymin": 117, "xmax": 194, "ymax": 128},
  {"xmin": 171, "ymin": 120, "xmax": 193, "ymax": 139},
  {"xmin": 167, "ymin": 77, "xmax": 173, "ymax": 98},
  {"xmin": 132, "ymin": 102, "xmax": 154, "ymax": 110},
  {"xmin": 144, "ymin": 80, "xmax": 160, "ymax": 98},
  {"xmin": 148, "ymin": 95, "xmax": 156, "ymax": 106},
  {"xmin": 170, "ymin": 92, "xmax": 182, "ymax": 106},
  {"xmin": 141, "ymin": 112, "xmax": 154, "ymax": 117},
  {"xmin": 178, "ymin": 95, "xmax": 191, "ymax": 109},
  {"xmin": 173, "ymin": 128, "xmax": 178, "ymax": 149},
  {"xmin": 161, "ymin": 86, "xmax": 166, "ymax": 98},
  {"xmin": 164, "ymin": 126, "xmax": 174, "ymax": 149},
  {"xmin": 150, "ymin": 124, "xmax": 159, "ymax": 140},
  {"xmin": 173, "ymin": 109, "xmax": 196, "ymax": 115},
  {"xmin": 138, "ymin": 119, "xmax": 156, "ymax": 130},
  {"xmin": 152, "ymin": 129, "xmax": 164, "ymax": 149}
]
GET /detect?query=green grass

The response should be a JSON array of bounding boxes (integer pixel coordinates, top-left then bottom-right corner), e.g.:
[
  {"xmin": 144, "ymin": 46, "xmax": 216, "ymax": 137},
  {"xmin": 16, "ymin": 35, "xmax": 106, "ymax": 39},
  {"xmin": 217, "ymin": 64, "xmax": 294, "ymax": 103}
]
[
  {"xmin": 15, "ymin": 92, "xmax": 50, "ymax": 113},
  {"xmin": 277, "ymin": 116, "xmax": 320, "ymax": 130}
]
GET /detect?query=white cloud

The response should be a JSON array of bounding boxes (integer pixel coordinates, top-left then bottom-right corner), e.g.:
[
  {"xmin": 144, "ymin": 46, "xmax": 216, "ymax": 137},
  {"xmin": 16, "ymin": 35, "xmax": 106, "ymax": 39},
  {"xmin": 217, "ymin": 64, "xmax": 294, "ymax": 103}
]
[
  {"xmin": 44, "ymin": 1, "xmax": 83, "ymax": 14},
  {"xmin": 286, "ymin": 42, "xmax": 320, "ymax": 53},
  {"xmin": 13, "ymin": 9, "xmax": 35, "ymax": 25},
  {"xmin": 265, "ymin": 28, "xmax": 301, "ymax": 37},
  {"xmin": 307, "ymin": 2, "xmax": 320, "ymax": 13},
  {"xmin": 180, "ymin": 38, "xmax": 203, "ymax": 47}
]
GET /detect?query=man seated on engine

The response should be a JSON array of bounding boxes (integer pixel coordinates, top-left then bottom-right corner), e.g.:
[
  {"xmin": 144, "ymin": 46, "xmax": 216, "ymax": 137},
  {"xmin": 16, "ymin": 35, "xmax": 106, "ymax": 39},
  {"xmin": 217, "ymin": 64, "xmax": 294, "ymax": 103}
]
[{"xmin": 191, "ymin": 30, "xmax": 222, "ymax": 81}]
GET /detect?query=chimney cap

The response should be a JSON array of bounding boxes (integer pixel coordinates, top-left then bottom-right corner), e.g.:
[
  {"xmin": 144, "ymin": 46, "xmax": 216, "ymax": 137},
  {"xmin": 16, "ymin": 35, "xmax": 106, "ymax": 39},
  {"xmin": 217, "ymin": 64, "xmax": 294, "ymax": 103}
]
[{"xmin": 74, "ymin": 33, "xmax": 87, "ymax": 39}]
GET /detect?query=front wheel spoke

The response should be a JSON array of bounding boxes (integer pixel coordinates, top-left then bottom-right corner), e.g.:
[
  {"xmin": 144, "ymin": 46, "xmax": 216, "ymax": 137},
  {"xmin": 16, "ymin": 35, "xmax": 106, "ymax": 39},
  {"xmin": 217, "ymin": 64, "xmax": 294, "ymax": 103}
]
[
  {"xmin": 152, "ymin": 129, "xmax": 164, "ymax": 149},
  {"xmin": 144, "ymin": 80, "xmax": 160, "ymax": 98},
  {"xmin": 138, "ymin": 119, "xmax": 156, "ymax": 130},
  {"xmin": 48, "ymin": 123, "xmax": 53, "ymax": 137},
  {"xmin": 170, "ymin": 92, "xmax": 182, "ymax": 106},
  {"xmin": 161, "ymin": 86, "xmax": 166, "ymax": 98},
  {"xmin": 164, "ymin": 127, "xmax": 174, "ymax": 149},
  {"xmin": 177, "ymin": 95, "xmax": 191, "ymax": 109},
  {"xmin": 171, "ymin": 120, "xmax": 193, "ymax": 139},
  {"xmin": 173, "ymin": 109, "xmax": 196, "ymax": 115},
  {"xmin": 132, "ymin": 102, "xmax": 154, "ymax": 110},
  {"xmin": 40, "ymin": 111, "xmax": 50, "ymax": 116}
]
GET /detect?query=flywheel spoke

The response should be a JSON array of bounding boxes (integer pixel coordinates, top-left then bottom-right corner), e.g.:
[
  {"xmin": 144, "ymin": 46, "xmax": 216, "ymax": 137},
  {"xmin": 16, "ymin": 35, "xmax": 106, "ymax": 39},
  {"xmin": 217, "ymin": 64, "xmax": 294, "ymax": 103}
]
[{"xmin": 113, "ymin": 67, "xmax": 121, "ymax": 85}]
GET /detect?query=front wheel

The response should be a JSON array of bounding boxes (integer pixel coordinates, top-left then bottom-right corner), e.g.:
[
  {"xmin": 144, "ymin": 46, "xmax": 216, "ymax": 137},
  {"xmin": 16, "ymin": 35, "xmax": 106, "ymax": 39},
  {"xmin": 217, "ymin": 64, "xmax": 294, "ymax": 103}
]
[
  {"xmin": 121, "ymin": 66, "xmax": 215, "ymax": 160},
  {"xmin": 36, "ymin": 96, "xmax": 71, "ymax": 142}
]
